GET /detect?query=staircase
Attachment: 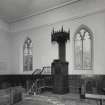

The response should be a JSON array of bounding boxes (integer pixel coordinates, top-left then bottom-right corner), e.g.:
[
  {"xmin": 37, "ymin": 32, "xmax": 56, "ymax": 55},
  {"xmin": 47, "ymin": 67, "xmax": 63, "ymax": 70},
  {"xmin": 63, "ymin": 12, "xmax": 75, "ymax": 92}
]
[{"xmin": 28, "ymin": 66, "xmax": 53, "ymax": 95}]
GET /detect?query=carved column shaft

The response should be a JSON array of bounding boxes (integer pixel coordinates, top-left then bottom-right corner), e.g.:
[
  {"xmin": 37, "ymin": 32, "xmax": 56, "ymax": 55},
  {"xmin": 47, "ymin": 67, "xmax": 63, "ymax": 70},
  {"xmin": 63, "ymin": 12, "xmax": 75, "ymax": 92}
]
[{"xmin": 59, "ymin": 42, "xmax": 65, "ymax": 61}]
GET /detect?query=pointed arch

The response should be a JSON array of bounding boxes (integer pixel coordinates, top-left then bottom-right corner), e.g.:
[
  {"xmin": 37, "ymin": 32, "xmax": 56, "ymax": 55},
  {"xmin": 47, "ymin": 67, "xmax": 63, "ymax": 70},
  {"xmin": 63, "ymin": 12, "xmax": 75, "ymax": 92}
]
[
  {"xmin": 74, "ymin": 25, "xmax": 93, "ymax": 70},
  {"xmin": 74, "ymin": 24, "xmax": 93, "ymax": 40},
  {"xmin": 23, "ymin": 37, "xmax": 33, "ymax": 71}
]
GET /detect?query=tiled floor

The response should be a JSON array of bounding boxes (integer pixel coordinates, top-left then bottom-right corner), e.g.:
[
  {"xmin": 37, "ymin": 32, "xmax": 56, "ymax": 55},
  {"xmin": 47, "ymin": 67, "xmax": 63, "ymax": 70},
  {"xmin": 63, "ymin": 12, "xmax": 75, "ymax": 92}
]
[{"xmin": 14, "ymin": 92, "xmax": 102, "ymax": 105}]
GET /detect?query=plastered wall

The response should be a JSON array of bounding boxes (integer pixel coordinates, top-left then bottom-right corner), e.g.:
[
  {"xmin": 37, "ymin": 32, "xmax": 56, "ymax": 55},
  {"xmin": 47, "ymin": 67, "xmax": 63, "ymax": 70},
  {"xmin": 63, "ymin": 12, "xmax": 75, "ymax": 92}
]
[
  {"xmin": 0, "ymin": 19, "xmax": 12, "ymax": 74},
  {"xmin": 9, "ymin": 0, "xmax": 105, "ymax": 74}
]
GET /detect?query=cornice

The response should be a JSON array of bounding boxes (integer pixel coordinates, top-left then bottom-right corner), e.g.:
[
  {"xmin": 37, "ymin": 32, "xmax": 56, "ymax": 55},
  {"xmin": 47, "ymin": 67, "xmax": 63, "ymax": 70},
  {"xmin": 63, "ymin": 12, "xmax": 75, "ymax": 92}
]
[{"xmin": 9, "ymin": 0, "xmax": 80, "ymax": 23}]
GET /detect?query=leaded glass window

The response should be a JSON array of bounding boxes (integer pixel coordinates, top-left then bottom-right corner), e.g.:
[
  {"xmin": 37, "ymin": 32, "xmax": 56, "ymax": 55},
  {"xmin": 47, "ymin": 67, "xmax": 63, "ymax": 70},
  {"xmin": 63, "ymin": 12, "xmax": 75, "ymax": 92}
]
[
  {"xmin": 23, "ymin": 37, "xmax": 33, "ymax": 71},
  {"xmin": 74, "ymin": 25, "xmax": 93, "ymax": 70}
]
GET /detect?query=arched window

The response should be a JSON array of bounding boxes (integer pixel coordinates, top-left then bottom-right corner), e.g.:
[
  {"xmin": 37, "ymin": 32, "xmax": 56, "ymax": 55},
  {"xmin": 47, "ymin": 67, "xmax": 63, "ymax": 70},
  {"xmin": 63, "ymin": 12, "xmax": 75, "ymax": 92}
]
[
  {"xmin": 23, "ymin": 37, "xmax": 33, "ymax": 71},
  {"xmin": 74, "ymin": 25, "xmax": 93, "ymax": 70}
]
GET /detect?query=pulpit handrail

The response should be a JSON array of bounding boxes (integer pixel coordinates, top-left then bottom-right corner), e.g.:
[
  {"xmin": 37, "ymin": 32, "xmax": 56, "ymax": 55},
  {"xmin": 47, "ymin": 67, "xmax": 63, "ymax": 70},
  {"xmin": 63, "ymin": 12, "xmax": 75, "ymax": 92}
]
[{"xmin": 32, "ymin": 66, "xmax": 51, "ymax": 75}]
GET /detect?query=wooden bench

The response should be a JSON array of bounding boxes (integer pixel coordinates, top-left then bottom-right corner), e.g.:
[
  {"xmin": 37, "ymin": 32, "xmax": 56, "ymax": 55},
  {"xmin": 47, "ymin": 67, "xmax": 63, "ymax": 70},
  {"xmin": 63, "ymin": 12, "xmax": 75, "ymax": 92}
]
[
  {"xmin": 10, "ymin": 86, "xmax": 23, "ymax": 104},
  {"xmin": 0, "ymin": 88, "xmax": 10, "ymax": 105},
  {"xmin": 0, "ymin": 86, "xmax": 23, "ymax": 105},
  {"xmin": 85, "ymin": 93, "xmax": 105, "ymax": 105}
]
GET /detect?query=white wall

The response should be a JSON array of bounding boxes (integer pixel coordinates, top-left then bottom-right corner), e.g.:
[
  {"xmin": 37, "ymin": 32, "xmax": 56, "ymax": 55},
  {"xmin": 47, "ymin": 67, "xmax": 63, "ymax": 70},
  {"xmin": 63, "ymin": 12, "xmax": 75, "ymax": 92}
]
[
  {"xmin": 0, "ymin": 19, "xmax": 12, "ymax": 74},
  {"xmin": 10, "ymin": 0, "xmax": 105, "ymax": 74}
]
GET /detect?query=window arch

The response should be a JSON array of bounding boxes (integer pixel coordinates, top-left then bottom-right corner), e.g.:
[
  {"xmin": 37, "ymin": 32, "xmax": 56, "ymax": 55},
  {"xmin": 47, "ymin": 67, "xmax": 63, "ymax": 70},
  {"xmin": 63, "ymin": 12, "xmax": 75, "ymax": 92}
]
[
  {"xmin": 23, "ymin": 37, "xmax": 33, "ymax": 71},
  {"xmin": 74, "ymin": 25, "xmax": 93, "ymax": 70}
]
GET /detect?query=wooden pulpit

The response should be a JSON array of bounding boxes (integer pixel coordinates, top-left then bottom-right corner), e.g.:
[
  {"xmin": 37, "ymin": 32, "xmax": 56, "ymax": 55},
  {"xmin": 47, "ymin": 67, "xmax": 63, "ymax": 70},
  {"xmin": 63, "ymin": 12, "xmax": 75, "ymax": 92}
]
[{"xmin": 51, "ymin": 27, "xmax": 70, "ymax": 94}]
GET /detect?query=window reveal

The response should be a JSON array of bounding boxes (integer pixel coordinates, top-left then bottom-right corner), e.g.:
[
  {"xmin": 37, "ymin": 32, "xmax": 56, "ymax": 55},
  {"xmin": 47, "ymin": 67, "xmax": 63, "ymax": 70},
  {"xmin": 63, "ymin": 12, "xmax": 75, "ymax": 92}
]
[{"xmin": 74, "ymin": 25, "xmax": 93, "ymax": 70}]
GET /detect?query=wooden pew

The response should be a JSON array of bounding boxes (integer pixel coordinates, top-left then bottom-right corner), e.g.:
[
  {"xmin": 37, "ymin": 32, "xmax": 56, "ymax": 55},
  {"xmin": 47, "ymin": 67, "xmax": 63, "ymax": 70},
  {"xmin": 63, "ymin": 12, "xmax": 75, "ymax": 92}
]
[
  {"xmin": 0, "ymin": 86, "xmax": 23, "ymax": 105},
  {"xmin": 85, "ymin": 93, "xmax": 105, "ymax": 105},
  {"xmin": 10, "ymin": 86, "xmax": 23, "ymax": 105}
]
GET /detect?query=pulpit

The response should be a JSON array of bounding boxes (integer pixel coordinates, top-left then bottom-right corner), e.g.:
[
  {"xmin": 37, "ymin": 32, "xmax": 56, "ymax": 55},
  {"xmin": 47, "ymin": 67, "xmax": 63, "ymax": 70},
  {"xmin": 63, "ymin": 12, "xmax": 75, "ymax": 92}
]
[{"xmin": 51, "ymin": 27, "xmax": 70, "ymax": 94}]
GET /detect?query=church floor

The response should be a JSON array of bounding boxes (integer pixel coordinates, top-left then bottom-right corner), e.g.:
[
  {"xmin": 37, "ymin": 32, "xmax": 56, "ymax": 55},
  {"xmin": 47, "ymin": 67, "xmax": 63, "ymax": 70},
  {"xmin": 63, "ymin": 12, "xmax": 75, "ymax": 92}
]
[{"xmin": 14, "ymin": 92, "xmax": 105, "ymax": 105}]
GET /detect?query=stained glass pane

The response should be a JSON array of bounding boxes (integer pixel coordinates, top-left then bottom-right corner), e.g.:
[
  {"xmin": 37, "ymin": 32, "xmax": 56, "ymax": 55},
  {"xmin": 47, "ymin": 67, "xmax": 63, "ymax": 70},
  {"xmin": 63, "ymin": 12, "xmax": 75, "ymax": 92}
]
[
  {"xmin": 23, "ymin": 38, "xmax": 33, "ymax": 71},
  {"xmin": 83, "ymin": 33, "xmax": 92, "ymax": 69},
  {"xmin": 74, "ymin": 34, "xmax": 82, "ymax": 69},
  {"xmin": 80, "ymin": 29, "xmax": 85, "ymax": 36},
  {"xmin": 75, "ymin": 33, "xmax": 82, "ymax": 40}
]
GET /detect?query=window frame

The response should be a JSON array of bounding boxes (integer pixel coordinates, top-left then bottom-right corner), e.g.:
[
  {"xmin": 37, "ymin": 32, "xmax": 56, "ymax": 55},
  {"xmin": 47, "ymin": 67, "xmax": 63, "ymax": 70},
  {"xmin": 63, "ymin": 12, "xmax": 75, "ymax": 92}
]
[
  {"xmin": 74, "ymin": 25, "xmax": 93, "ymax": 70},
  {"xmin": 23, "ymin": 37, "xmax": 33, "ymax": 72}
]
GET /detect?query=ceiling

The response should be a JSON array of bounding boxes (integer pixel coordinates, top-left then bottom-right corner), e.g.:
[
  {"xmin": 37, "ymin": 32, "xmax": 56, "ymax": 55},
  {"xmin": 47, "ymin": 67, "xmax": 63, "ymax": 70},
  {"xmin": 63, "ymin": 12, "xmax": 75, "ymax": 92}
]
[{"xmin": 0, "ymin": 0, "xmax": 79, "ymax": 23}]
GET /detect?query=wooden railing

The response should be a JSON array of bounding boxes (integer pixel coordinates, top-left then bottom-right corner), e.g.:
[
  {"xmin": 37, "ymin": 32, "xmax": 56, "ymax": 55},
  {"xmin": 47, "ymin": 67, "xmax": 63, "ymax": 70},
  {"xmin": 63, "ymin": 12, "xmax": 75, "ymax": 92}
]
[
  {"xmin": 28, "ymin": 66, "xmax": 53, "ymax": 95},
  {"xmin": 32, "ymin": 66, "xmax": 51, "ymax": 75}
]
